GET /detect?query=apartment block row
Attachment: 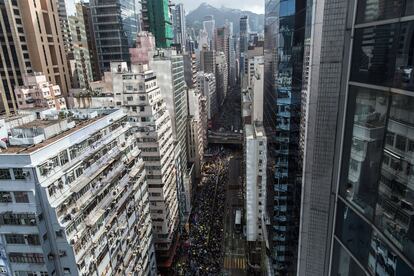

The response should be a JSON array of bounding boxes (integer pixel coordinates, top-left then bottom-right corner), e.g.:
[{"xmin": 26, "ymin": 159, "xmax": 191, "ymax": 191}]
[{"xmin": 0, "ymin": 108, "xmax": 156, "ymax": 275}]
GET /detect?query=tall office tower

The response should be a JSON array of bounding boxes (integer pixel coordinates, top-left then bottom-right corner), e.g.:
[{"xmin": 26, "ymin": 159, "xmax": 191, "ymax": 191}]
[
  {"xmin": 57, "ymin": 0, "xmax": 94, "ymax": 89},
  {"xmin": 150, "ymin": 50, "xmax": 191, "ymax": 226},
  {"xmin": 198, "ymin": 29, "xmax": 209, "ymax": 50},
  {"xmin": 239, "ymin": 15, "xmax": 249, "ymax": 82},
  {"xmin": 200, "ymin": 45, "xmax": 216, "ymax": 74},
  {"xmin": 19, "ymin": 0, "xmax": 71, "ymax": 96},
  {"xmin": 90, "ymin": 0, "xmax": 139, "ymax": 72},
  {"xmin": 14, "ymin": 73, "xmax": 67, "ymax": 110},
  {"xmin": 80, "ymin": 2, "xmax": 101, "ymax": 81},
  {"xmin": 263, "ymin": 0, "xmax": 306, "ymax": 274},
  {"xmin": 215, "ymin": 52, "xmax": 228, "ymax": 106},
  {"xmin": 0, "ymin": 108, "xmax": 156, "ymax": 275},
  {"xmin": 202, "ymin": 15, "xmax": 215, "ymax": 50},
  {"xmin": 173, "ymin": 3, "xmax": 186, "ymax": 52},
  {"xmin": 196, "ymin": 72, "xmax": 217, "ymax": 120},
  {"xmin": 0, "ymin": 0, "xmax": 33, "ymax": 115},
  {"xmin": 297, "ymin": 0, "xmax": 414, "ymax": 275},
  {"xmin": 141, "ymin": 0, "xmax": 174, "ymax": 48}
]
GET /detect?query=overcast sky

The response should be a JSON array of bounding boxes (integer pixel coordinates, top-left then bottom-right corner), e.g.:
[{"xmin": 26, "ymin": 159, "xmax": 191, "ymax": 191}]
[{"xmin": 177, "ymin": 1, "xmax": 264, "ymax": 14}]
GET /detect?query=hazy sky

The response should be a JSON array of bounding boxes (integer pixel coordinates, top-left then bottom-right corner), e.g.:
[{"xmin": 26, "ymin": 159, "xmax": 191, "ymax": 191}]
[{"xmin": 177, "ymin": 1, "xmax": 264, "ymax": 14}]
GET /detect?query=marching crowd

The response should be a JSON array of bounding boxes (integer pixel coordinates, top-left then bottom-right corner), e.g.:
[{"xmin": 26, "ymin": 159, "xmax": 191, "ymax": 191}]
[{"xmin": 173, "ymin": 150, "xmax": 229, "ymax": 275}]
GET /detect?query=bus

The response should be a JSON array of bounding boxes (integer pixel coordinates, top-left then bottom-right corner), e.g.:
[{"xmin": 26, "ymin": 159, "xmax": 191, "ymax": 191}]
[{"xmin": 235, "ymin": 209, "xmax": 242, "ymax": 233}]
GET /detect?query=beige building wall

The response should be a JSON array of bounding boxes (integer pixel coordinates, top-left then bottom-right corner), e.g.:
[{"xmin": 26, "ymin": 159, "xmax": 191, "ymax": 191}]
[
  {"xmin": 20, "ymin": 0, "xmax": 71, "ymax": 96},
  {"xmin": 0, "ymin": 0, "xmax": 33, "ymax": 115}
]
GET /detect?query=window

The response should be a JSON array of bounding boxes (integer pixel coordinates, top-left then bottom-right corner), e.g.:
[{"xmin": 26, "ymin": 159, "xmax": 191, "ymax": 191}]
[
  {"xmin": 395, "ymin": 135, "xmax": 407, "ymax": 151},
  {"xmin": 55, "ymin": 230, "xmax": 63, "ymax": 238},
  {"xmin": 9, "ymin": 253, "xmax": 44, "ymax": 263},
  {"xmin": 0, "ymin": 169, "xmax": 11, "ymax": 180},
  {"xmin": 59, "ymin": 150, "xmax": 69, "ymax": 166},
  {"xmin": 0, "ymin": 192, "xmax": 12, "ymax": 203},
  {"xmin": 5, "ymin": 234, "xmax": 25, "ymax": 244},
  {"xmin": 351, "ymin": 24, "xmax": 398, "ymax": 87},
  {"xmin": 385, "ymin": 132, "xmax": 394, "ymax": 146},
  {"xmin": 14, "ymin": 192, "xmax": 29, "ymax": 203},
  {"xmin": 27, "ymin": 234, "xmax": 40, "ymax": 245},
  {"xmin": 356, "ymin": 0, "xmax": 404, "ymax": 23},
  {"xmin": 13, "ymin": 168, "xmax": 25, "ymax": 180}
]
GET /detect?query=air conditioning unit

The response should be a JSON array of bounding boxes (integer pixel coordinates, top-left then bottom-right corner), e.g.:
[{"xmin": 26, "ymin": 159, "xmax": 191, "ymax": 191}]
[{"xmin": 22, "ymin": 171, "xmax": 31, "ymax": 179}]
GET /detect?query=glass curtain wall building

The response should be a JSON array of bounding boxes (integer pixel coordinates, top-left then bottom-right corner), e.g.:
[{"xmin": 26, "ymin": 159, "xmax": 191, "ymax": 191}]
[
  {"xmin": 264, "ymin": 0, "xmax": 306, "ymax": 274},
  {"xmin": 90, "ymin": 0, "xmax": 139, "ymax": 72},
  {"xmin": 297, "ymin": 0, "xmax": 414, "ymax": 275},
  {"xmin": 334, "ymin": 0, "xmax": 414, "ymax": 274}
]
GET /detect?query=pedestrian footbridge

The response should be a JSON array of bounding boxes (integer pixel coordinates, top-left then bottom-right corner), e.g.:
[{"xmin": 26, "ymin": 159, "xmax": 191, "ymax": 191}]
[{"xmin": 207, "ymin": 131, "xmax": 243, "ymax": 145}]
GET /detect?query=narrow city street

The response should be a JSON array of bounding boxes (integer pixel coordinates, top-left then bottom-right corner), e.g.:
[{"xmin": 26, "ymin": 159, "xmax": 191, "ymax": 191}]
[
  {"xmin": 171, "ymin": 84, "xmax": 245, "ymax": 275},
  {"xmin": 223, "ymin": 153, "xmax": 247, "ymax": 275}
]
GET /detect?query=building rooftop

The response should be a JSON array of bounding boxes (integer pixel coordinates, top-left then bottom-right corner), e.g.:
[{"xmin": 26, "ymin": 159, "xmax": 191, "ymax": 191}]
[
  {"xmin": 2, "ymin": 116, "xmax": 102, "ymax": 154},
  {"xmin": 0, "ymin": 109, "xmax": 122, "ymax": 154}
]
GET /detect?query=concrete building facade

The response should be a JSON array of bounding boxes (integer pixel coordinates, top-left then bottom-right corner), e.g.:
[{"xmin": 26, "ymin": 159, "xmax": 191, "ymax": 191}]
[
  {"xmin": 20, "ymin": 0, "xmax": 71, "ymax": 96},
  {"xmin": 0, "ymin": 108, "xmax": 156, "ymax": 275}
]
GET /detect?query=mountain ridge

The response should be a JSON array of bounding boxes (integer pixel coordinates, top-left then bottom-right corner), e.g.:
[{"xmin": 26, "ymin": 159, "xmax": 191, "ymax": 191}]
[{"xmin": 186, "ymin": 3, "xmax": 264, "ymax": 35}]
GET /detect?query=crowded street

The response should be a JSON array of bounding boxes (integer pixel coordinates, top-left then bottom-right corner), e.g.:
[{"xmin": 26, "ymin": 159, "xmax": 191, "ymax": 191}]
[{"xmin": 173, "ymin": 148, "xmax": 231, "ymax": 275}]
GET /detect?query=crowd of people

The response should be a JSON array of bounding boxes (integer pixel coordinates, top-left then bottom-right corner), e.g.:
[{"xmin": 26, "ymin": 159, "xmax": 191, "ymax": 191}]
[{"xmin": 173, "ymin": 149, "xmax": 229, "ymax": 275}]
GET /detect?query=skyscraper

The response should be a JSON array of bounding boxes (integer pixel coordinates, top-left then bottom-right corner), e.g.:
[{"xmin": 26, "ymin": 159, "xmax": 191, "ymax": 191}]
[
  {"xmin": 298, "ymin": 0, "xmax": 414, "ymax": 276},
  {"xmin": 239, "ymin": 15, "xmax": 249, "ymax": 85},
  {"xmin": 199, "ymin": 45, "xmax": 216, "ymax": 74},
  {"xmin": 173, "ymin": 3, "xmax": 186, "ymax": 52},
  {"xmin": 263, "ymin": 0, "xmax": 306, "ymax": 274},
  {"xmin": 20, "ymin": 0, "xmax": 71, "ymax": 95},
  {"xmin": 142, "ymin": 0, "xmax": 174, "ymax": 48},
  {"xmin": 0, "ymin": 0, "xmax": 33, "ymax": 115},
  {"xmin": 202, "ymin": 15, "xmax": 215, "ymax": 50},
  {"xmin": 90, "ymin": 0, "xmax": 139, "ymax": 72},
  {"xmin": 57, "ymin": 0, "xmax": 94, "ymax": 89}
]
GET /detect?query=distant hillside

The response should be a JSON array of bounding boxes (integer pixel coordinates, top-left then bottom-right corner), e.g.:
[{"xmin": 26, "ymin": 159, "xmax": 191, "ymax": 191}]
[{"xmin": 186, "ymin": 3, "xmax": 264, "ymax": 35}]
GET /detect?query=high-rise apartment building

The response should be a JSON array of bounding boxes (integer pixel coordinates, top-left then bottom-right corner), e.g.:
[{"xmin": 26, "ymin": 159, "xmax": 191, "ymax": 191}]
[
  {"xmin": 215, "ymin": 52, "xmax": 228, "ymax": 106},
  {"xmin": 187, "ymin": 88, "xmax": 207, "ymax": 179},
  {"xmin": 297, "ymin": 0, "xmax": 414, "ymax": 276},
  {"xmin": 200, "ymin": 46, "xmax": 216, "ymax": 74},
  {"xmin": 76, "ymin": 62, "xmax": 180, "ymax": 270},
  {"xmin": 0, "ymin": 108, "xmax": 156, "ymax": 275},
  {"xmin": 14, "ymin": 73, "xmax": 67, "ymax": 110},
  {"xmin": 90, "ymin": 0, "xmax": 139, "ymax": 72},
  {"xmin": 264, "ymin": 0, "xmax": 306, "ymax": 274},
  {"xmin": 183, "ymin": 53, "xmax": 198, "ymax": 88},
  {"xmin": 150, "ymin": 50, "xmax": 191, "ymax": 225},
  {"xmin": 0, "ymin": 0, "xmax": 33, "ymax": 115},
  {"xmin": 142, "ymin": 0, "xmax": 174, "ymax": 48},
  {"xmin": 57, "ymin": 0, "xmax": 94, "ymax": 89},
  {"xmin": 173, "ymin": 3, "xmax": 186, "ymax": 52},
  {"xmin": 19, "ymin": 0, "xmax": 71, "ymax": 96},
  {"xmin": 197, "ymin": 72, "xmax": 217, "ymax": 121}
]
